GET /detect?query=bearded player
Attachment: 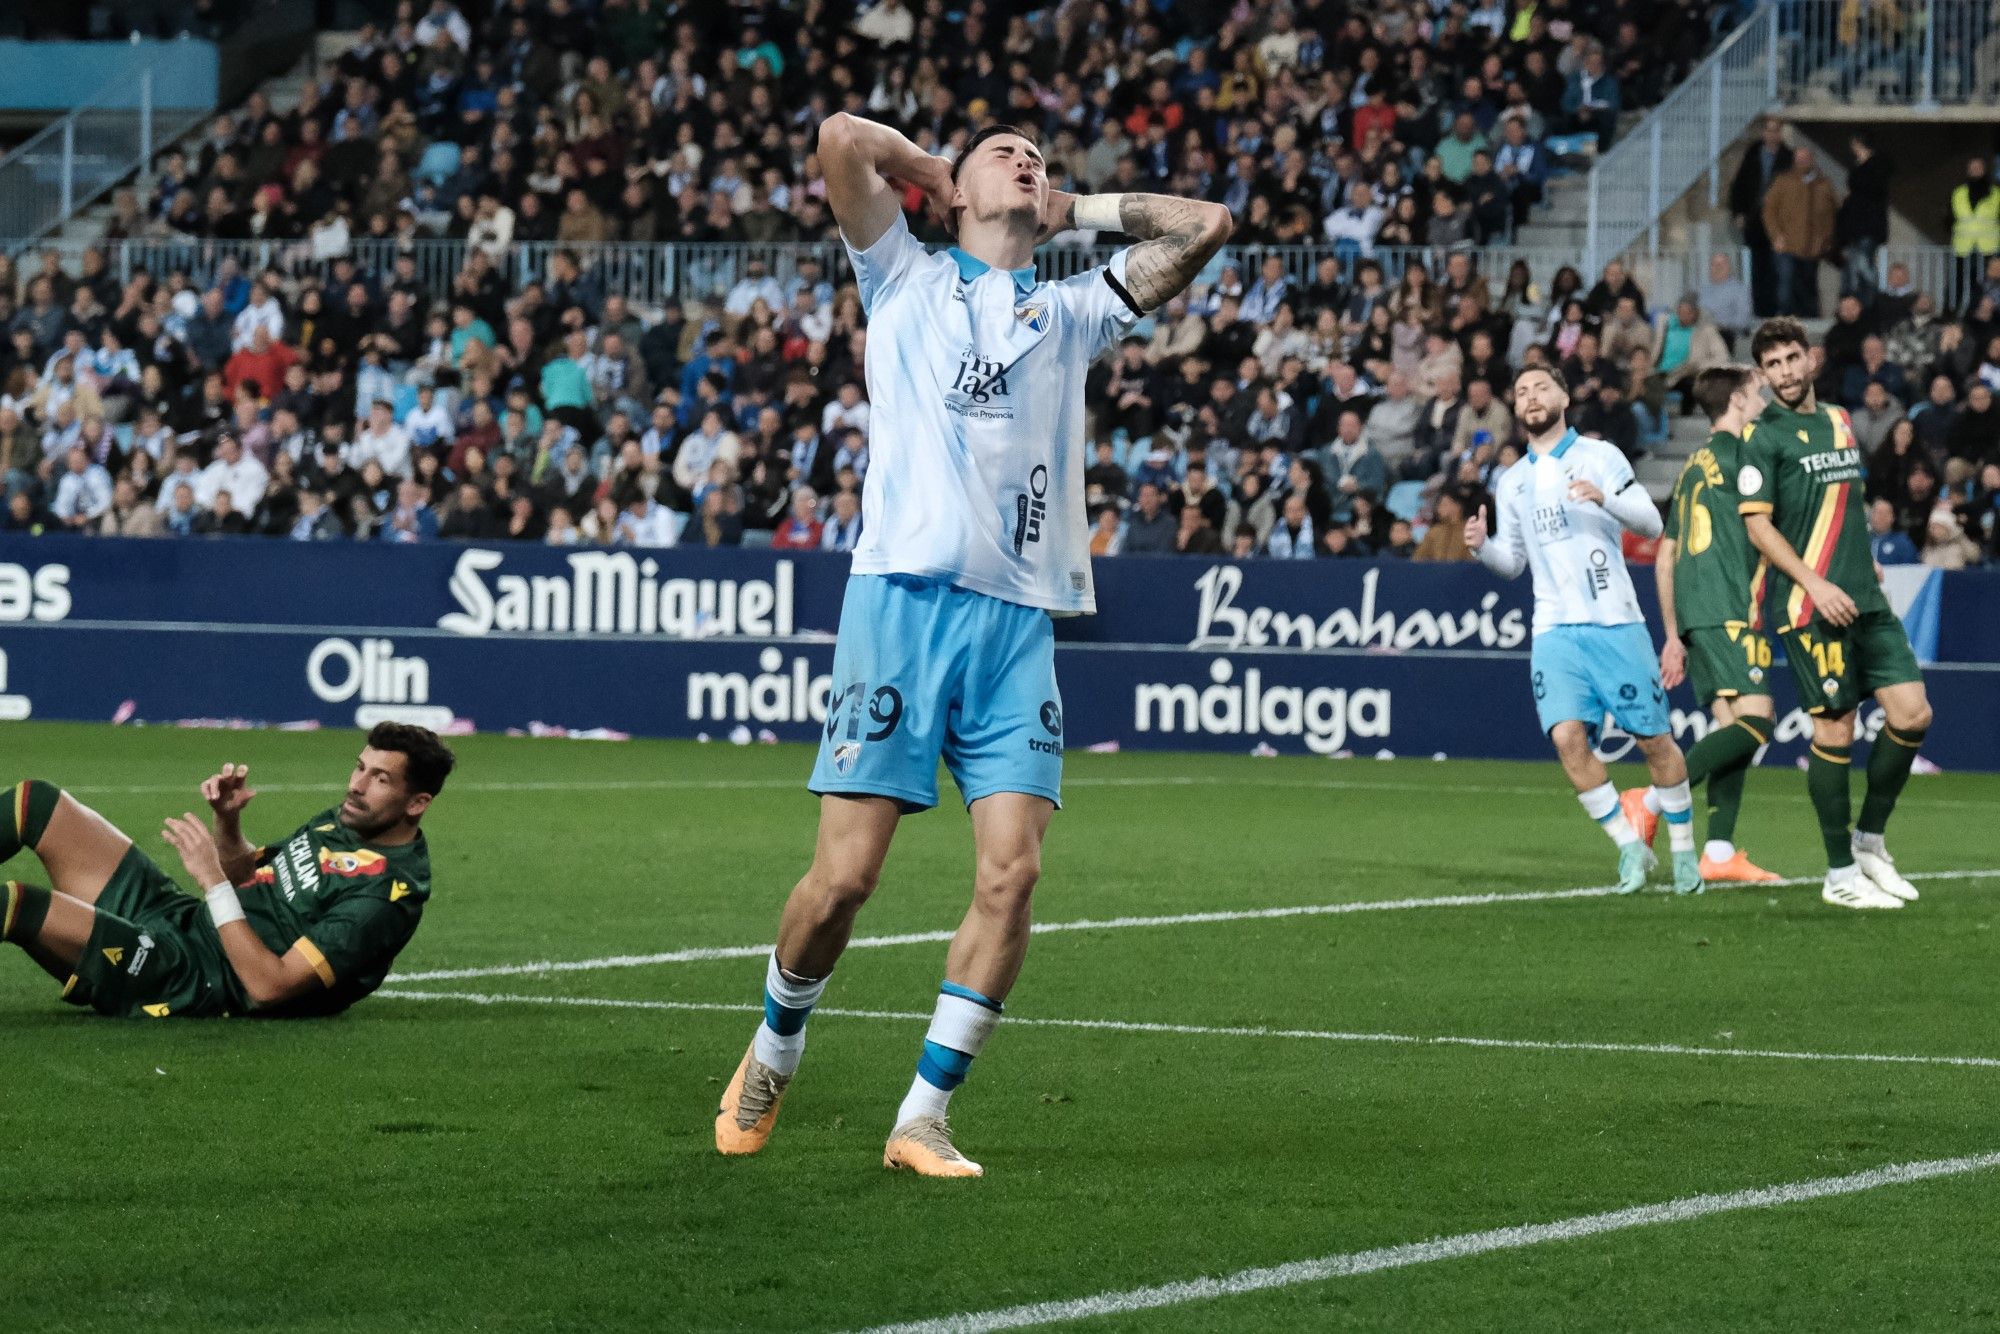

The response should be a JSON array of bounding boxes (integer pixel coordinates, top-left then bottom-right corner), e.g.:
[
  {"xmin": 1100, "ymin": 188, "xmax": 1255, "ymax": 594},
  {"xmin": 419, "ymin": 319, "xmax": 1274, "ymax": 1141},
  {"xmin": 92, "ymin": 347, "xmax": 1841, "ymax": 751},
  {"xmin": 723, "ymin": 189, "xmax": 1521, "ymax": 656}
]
[
  {"xmin": 1465, "ymin": 366, "xmax": 1703, "ymax": 896},
  {"xmin": 0, "ymin": 723, "xmax": 452, "ymax": 1017},
  {"xmin": 712, "ymin": 114, "xmax": 1230, "ymax": 1177},
  {"xmin": 1623, "ymin": 364, "xmax": 1783, "ymax": 884},
  {"xmin": 1739, "ymin": 318, "xmax": 1933, "ymax": 910}
]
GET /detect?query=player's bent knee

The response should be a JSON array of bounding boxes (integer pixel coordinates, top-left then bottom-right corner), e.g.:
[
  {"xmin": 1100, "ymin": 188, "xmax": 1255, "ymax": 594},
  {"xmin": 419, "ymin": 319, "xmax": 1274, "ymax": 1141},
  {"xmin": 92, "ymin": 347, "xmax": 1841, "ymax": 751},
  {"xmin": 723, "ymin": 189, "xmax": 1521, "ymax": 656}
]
[
  {"xmin": 805, "ymin": 861, "xmax": 881, "ymax": 916},
  {"xmin": 974, "ymin": 851, "xmax": 1040, "ymax": 908},
  {"xmin": 1547, "ymin": 722, "xmax": 1591, "ymax": 757}
]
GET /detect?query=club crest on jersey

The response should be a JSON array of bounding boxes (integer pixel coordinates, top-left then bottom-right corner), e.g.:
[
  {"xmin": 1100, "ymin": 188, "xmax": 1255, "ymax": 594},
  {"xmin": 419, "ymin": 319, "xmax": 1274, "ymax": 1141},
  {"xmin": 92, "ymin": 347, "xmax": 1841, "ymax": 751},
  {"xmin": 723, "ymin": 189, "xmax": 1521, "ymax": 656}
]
[
  {"xmin": 1015, "ymin": 302, "xmax": 1049, "ymax": 333},
  {"xmin": 832, "ymin": 741, "xmax": 861, "ymax": 776}
]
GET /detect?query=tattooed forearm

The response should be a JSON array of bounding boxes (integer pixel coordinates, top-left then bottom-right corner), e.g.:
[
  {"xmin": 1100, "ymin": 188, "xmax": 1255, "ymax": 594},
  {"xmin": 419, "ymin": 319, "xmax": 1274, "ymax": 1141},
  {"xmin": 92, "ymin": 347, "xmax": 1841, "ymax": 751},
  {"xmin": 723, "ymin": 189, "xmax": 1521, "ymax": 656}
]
[{"xmin": 1115, "ymin": 194, "xmax": 1233, "ymax": 312}]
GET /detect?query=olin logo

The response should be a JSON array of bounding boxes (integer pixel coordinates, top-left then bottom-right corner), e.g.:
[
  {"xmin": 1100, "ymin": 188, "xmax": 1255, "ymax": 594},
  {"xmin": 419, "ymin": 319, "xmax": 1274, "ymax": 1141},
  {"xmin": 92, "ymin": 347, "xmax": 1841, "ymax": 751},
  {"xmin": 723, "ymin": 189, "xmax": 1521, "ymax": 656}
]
[{"xmin": 306, "ymin": 638, "xmax": 453, "ymax": 730}]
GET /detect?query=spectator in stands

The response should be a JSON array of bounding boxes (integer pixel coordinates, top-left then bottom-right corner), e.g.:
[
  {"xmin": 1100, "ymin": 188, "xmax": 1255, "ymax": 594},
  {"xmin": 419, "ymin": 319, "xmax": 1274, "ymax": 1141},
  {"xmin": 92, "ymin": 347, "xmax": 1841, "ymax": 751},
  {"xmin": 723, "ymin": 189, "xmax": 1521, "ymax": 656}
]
[
  {"xmin": 1838, "ymin": 136, "xmax": 1890, "ymax": 304},
  {"xmin": 1123, "ymin": 483, "xmax": 1177, "ymax": 556},
  {"xmin": 1174, "ymin": 503, "xmax": 1224, "ymax": 556},
  {"xmin": 1850, "ymin": 381, "xmax": 1904, "ymax": 456},
  {"xmin": 1923, "ymin": 506, "xmax": 1982, "ymax": 569},
  {"xmin": 50, "ymin": 445, "xmax": 112, "ymax": 531},
  {"xmin": 1950, "ymin": 156, "xmax": 1999, "ymax": 306},
  {"xmin": 1764, "ymin": 148, "xmax": 1840, "ymax": 319},
  {"xmin": 1265, "ymin": 492, "xmax": 1316, "ymax": 559},
  {"xmin": 1561, "ymin": 46, "xmax": 1621, "ymax": 153},
  {"xmin": 1869, "ymin": 497, "xmax": 1921, "ymax": 565},
  {"xmin": 819, "ymin": 490, "xmax": 862, "ymax": 553},
  {"xmin": 1652, "ymin": 296, "xmax": 1731, "ymax": 407},
  {"xmin": 1730, "ymin": 117, "xmax": 1794, "ymax": 318},
  {"xmin": 1414, "ymin": 488, "xmax": 1477, "ymax": 562},
  {"xmin": 771, "ymin": 487, "xmax": 824, "ymax": 551}
]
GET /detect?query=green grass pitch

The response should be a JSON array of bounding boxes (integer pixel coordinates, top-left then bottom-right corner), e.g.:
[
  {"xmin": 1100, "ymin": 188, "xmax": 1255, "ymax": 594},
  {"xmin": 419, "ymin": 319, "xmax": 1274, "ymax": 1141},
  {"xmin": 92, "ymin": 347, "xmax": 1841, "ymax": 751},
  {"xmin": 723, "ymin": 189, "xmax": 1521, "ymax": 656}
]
[{"xmin": 5, "ymin": 719, "xmax": 2000, "ymax": 1332}]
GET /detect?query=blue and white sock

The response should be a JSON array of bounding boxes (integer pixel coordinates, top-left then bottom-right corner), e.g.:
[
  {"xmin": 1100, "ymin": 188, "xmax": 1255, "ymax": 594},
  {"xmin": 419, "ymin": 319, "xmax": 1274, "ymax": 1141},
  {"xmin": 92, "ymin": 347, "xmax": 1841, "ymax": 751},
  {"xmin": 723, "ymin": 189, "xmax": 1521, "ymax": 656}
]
[
  {"xmin": 895, "ymin": 982, "xmax": 1003, "ymax": 1128},
  {"xmin": 750, "ymin": 952, "xmax": 828, "ymax": 1077},
  {"xmin": 1578, "ymin": 782, "xmax": 1638, "ymax": 847},
  {"xmin": 1656, "ymin": 779, "xmax": 1695, "ymax": 853}
]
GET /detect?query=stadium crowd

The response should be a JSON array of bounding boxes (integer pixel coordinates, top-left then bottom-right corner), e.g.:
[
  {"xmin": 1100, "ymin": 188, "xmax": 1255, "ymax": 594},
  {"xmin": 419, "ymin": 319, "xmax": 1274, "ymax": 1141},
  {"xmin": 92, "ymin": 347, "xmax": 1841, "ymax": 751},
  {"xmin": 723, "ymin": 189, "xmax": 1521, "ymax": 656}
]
[{"xmin": 0, "ymin": 1, "xmax": 1994, "ymax": 568}]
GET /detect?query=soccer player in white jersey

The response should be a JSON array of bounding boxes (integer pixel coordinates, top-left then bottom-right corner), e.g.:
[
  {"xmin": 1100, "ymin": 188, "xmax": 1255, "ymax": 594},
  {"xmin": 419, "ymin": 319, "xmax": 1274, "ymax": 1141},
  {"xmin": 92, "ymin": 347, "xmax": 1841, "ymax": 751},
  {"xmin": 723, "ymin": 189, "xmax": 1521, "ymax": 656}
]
[
  {"xmin": 713, "ymin": 115, "xmax": 1230, "ymax": 1177},
  {"xmin": 1465, "ymin": 366, "xmax": 1705, "ymax": 896}
]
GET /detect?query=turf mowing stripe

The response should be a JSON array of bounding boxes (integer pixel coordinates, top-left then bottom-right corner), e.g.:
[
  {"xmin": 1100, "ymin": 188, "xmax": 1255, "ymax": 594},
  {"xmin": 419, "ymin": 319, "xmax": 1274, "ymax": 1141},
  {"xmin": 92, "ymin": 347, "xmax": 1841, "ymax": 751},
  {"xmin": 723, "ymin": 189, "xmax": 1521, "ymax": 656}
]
[
  {"xmin": 372, "ymin": 989, "xmax": 2000, "ymax": 1071},
  {"xmin": 387, "ymin": 869, "xmax": 2000, "ymax": 983},
  {"xmin": 845, "ymin": 1151, "xmax": 2000, "ymax": 1334}
]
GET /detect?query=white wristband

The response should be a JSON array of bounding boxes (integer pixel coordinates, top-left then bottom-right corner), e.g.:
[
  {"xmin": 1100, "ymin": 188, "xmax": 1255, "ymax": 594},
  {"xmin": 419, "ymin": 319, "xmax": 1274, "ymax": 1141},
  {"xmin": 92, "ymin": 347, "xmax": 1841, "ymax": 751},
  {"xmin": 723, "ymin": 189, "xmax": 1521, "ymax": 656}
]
[
  {"xmin": 205, "ymin": 881, "xmax": 246, "ymax": 929},
  {"xmin": 1072, "ymin": 193, "xmax": 1125, "ymax": 232}
]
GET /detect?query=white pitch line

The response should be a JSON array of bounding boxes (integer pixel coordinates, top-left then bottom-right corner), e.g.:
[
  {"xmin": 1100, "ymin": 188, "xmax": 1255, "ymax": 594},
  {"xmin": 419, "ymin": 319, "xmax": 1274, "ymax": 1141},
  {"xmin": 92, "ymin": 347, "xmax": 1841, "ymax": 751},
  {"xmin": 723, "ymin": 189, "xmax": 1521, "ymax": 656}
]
[
  {"xmin": 387, "ymin": 869, "xmax": 2000, "ymax": 984},
  {"xmin": 372, "ymin": 988, "xmax": 2000, "ymax": 1072},
  {"xmin": 59, "ymin": 773, "xmax": 1998, "ymax": 807},
  {"xmin": 848, "ymin": 1151, "xmax": 2000, "ymax": 1334}
]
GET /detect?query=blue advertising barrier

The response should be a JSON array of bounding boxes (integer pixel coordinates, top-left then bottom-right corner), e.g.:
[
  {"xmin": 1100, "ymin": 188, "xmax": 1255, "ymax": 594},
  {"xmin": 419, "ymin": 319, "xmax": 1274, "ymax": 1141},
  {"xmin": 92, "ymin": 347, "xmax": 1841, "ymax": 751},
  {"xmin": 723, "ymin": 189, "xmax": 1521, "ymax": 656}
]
[{"xmin": 1, "ymin": 538, "xmax": 1996, "ymax": 770}]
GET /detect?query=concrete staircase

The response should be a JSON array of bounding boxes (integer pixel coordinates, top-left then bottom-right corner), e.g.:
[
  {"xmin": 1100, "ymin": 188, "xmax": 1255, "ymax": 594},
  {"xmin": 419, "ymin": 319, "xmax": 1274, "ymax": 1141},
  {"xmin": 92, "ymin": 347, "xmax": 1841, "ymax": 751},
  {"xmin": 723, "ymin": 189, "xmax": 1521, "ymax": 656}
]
[{"xmin": 54, "ymin": 31, "xmax": 356, "ymax": 248}]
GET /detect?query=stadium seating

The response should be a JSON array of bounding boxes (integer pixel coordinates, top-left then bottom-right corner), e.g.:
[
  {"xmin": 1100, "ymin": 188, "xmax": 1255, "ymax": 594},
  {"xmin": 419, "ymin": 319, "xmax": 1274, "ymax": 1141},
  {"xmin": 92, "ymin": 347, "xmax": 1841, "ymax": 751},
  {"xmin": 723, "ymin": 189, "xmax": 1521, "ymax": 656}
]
[{"xmin": 0, "ymin": 0, "xmax": 1993, "ymax": 568}]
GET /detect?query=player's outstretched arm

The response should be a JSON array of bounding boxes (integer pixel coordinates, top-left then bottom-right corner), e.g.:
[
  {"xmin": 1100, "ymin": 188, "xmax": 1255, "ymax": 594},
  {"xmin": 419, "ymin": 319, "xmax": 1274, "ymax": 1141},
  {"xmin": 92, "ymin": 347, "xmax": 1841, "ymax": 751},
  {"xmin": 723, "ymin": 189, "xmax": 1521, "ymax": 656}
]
[
  {"xmin": 1743, "ymin": 512, "xmax": 1859, "ymax": 626},
  {"xmin": 817, "ymin": 113, "xmax": 955, "ymax": 252}
]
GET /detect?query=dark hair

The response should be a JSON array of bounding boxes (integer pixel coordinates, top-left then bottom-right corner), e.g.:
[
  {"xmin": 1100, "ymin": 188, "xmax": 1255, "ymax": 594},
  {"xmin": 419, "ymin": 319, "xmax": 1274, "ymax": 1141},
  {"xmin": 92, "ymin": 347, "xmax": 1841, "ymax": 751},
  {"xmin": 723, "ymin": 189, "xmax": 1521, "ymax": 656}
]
[
  {"xmin": 1692, "ymin": 364, "xmax": 1757, "ymax": 422},
  {"xmin": 1512, "ymin": 364, "xmax": 1569, "ymax": 396},
  {"xmin": 366, "ymin": 722, "xmax": 456, "ymax": 797},
  {"xmin": 952, "ymin": 123, "xmax": 1036, "ymax": 183},
  {"xmin": 1750, "ymin": 316, "xmax": 1811, "ymax": 366}
]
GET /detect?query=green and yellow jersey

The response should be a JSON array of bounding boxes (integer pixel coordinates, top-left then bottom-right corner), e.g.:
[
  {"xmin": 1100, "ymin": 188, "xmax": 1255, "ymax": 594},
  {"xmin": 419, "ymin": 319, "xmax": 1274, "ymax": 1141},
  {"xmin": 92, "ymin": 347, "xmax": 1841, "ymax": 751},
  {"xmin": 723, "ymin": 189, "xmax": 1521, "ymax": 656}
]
[
  {"xmin": 245, "ymin": 810, "xmax": 431, "ymax": 1017},
  {"xmin": 1666, "ymin": 429, "xmax": 1767, "ymax": 633},
  {"xmin": 1736, "ymin": 399, "xmax": 1886, "ymax": 630}
]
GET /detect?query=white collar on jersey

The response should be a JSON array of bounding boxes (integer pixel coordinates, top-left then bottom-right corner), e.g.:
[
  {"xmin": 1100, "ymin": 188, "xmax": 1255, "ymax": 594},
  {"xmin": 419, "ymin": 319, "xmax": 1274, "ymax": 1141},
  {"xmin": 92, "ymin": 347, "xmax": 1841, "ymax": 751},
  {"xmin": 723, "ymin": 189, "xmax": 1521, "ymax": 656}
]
[{"xmin": 948, "ymin": 246, "xmax": 1037, "ymax": 297}]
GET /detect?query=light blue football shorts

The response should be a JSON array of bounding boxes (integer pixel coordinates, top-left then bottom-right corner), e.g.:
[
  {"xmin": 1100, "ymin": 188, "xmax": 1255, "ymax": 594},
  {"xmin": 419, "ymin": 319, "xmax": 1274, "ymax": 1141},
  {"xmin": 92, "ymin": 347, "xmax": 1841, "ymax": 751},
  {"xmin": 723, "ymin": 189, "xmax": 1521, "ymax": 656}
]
[
  {"xmin": 1530, "ymin": 622, "xmax": 1671, "ymax": 742},
  {"xmin": 809, "ymin": 573, "xmax": 1063, "ymax": 811}
]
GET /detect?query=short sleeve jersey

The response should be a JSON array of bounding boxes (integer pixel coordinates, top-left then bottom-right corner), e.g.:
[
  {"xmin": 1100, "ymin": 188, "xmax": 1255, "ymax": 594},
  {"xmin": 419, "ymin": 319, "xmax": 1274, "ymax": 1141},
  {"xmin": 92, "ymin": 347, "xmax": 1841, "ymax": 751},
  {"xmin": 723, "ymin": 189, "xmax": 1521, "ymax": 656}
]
[
  {"xmin": 842, "ymin": 212, "xmax": 1144, "ymax": 614},
  {"xmin": 1487, "ymin": 429, "xmax": 1648, "ymax": 632},
  {"xmin": 1736, "ymin": 399, "xmax": 1887, "ymax": 628},
  {"xmin": 1665, "ymin": 429, "xmax": 1767, "ymax": 631},
  {"xmin": 244, "ymin": 811, "xmax": 431, "ymax": 1017}
]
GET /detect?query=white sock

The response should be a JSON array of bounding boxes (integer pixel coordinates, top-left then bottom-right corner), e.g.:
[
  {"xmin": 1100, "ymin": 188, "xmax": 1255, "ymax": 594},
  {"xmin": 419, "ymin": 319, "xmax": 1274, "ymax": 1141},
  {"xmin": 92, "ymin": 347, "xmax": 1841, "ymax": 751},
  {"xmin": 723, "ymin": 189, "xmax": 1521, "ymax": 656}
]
[
  {"xmin": 894, "ymin": 985, "xmax": 1002, "ymax": 1130},
  {"xmin": 1578, "ymin": 782, "xmax": 1636, "ymax": 847},
  {"xmin": 1642, "ymin": 787, "xmax": 1663, "ymax": 814},
  {"xmin": 895, "ymin": 1075, "xmax": 953, "ymax": 1127},
  {"xmin": 1853, "ymin": 830, "xmax": 1886, "ymax": 855},
  {"xmin": 750, "ymin": 953, "xmax": 828, "ymax": 1078},
  {"xmin": 1655, "ymin": 780, "xmax": 1695, "ymax": 853},
  {"xmin": 1704, "ymin": 839, "xmax": 1735, "ymax": 863},
  {"xmin": 1826, "ymin": 862, "xmax": 1859, "ymax": 884}
]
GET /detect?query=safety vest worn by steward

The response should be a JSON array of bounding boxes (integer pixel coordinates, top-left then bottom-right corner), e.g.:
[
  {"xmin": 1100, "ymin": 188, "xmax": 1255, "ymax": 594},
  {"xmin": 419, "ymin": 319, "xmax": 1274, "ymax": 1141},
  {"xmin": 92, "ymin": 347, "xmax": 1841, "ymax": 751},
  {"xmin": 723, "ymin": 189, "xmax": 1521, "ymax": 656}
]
[{"xmin": 1952, "ymin": 183, "xmax": 2000, "ymax": 256}]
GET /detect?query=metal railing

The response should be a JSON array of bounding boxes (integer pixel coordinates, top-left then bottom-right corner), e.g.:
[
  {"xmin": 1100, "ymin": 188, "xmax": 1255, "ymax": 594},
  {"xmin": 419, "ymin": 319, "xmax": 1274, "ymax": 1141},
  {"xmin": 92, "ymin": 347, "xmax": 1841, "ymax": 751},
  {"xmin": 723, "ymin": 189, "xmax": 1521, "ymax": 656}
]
[
  {"xmin": 1585, "ymin": 7, "xmax": 1778, "ymax": 276},
  {"xmin": 4, "ymin": 236, "xmax": 1717, "ymax": 316},
  {"xmin": 0, "ymin": 49, "xmax": 212, "ymax": 248},
  {"xmin": 1776, "ymin": 0, "xmax": 2000, "ymax": 109}
]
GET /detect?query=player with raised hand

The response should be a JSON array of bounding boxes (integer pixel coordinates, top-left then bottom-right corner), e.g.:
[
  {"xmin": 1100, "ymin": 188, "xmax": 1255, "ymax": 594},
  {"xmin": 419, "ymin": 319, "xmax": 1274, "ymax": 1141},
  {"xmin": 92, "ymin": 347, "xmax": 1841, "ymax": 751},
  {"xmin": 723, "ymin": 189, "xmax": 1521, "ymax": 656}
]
[
  {"xmin": 1626, "ymin": 365, "xmax": 1783, "ymax": 884},
  {"xmin": 1465, "ymin": 366, "xmax": 1703, "ymax": 896},
  {"xmin": 1738, "ymin": 318, "xmax": 1934, "ymax": 910},
  {"xmin": 712, "ymin": 113, "xmax": 1230, "ymax": 1178},
  {"xmin": 0, "ymin": 724, "xmax": 451, "ymax": 1017}
]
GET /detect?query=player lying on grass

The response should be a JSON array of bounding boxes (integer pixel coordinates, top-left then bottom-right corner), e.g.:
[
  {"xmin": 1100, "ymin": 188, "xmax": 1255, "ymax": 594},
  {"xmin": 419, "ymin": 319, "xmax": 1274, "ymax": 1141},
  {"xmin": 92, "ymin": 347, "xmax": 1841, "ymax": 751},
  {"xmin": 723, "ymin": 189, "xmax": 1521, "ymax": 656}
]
[
  {"xmin": 1739, "ymin": 317, "xmax": 1933, "ymax": 911},
  {"xmin": 0, "ymin": 722, "xmax": 452, "ymax": 1017},
  {"xmin": 713, "ymin": 113, "xmax": 1230, "ymax": 1177},
  {"xmin": 1626, "ymin": 364, "xmax": 1782, "ymax": 885},
  {"xmin": 1465, "ymin": 365, "xmax": 1703, "ymax": 896}
]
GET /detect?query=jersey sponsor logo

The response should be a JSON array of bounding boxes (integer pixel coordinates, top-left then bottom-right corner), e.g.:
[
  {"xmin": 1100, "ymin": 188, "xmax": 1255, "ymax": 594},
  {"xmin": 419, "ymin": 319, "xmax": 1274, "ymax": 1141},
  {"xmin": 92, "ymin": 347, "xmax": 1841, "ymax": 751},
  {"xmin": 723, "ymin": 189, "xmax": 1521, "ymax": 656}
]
[
  {"xmin": 686, "ymin": 648, "xmax": 832, "ymax": 726},
  {"xmin": 1013, "ymin": 465, "xmax": 1049, "ymax": 556},
  {"xmin": 0, "ymin": 562, "xmax": 71, "ymax": 624},
  {"xmin": 1031, "ymin": 699, "xmax": 1063, "ymax": 755},
  {"xmin": 947, "ymin": 350, "xmax": 1016, "ymax": 420},
  {"xmin": 1737, "ymin": 465, "xmax": 1763, "ymax": 495},
  {"xmin": 1531, "ymin": 503, "xmax": 1570, "ymax": 541},
  {"xmin": 437, "ymin": 549, "xmax": 797, "ymax": 639},
  {"xmin": 1190, "ymin": 565, "xmax": 1529, "ymax": 652},
  {"xmin": 1134, "ymin": 657, "xmax": 1392, "ymax": 756}
]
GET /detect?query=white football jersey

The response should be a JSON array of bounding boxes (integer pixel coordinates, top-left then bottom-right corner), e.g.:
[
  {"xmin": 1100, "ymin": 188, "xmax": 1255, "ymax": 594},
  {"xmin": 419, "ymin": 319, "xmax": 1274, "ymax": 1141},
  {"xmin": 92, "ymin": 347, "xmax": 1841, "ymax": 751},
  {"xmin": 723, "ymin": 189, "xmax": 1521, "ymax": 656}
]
[
  {"xmin": 843, "ymin": 213, "xmax": 1141, "ymax": 614},
  {"xmin": 1483, "ymin": 430, "xmax": 1646, "ymax": 632}
]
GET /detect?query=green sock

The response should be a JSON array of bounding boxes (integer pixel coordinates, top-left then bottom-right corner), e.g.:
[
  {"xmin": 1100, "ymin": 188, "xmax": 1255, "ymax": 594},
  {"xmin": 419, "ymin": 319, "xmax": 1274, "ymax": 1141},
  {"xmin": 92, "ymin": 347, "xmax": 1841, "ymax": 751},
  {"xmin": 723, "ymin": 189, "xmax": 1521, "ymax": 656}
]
[
  {"xmin": 1857, "ymin": 725, "xmax": 1926, "ymax": 836},
  {"xmin": 3, "ymin": 880, "xmax": 50, "ymax": 944},
  {"xmin": 1698, "ymin": 715, "xmax": 1772, "ymax": 845},
  {"xmin": 0, "ymin": 779, "xmax": 59, "ymax": 863},
  {"xmin": 1807, "ymin": 743, "xmax": 1854, "ymax": 867}
]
